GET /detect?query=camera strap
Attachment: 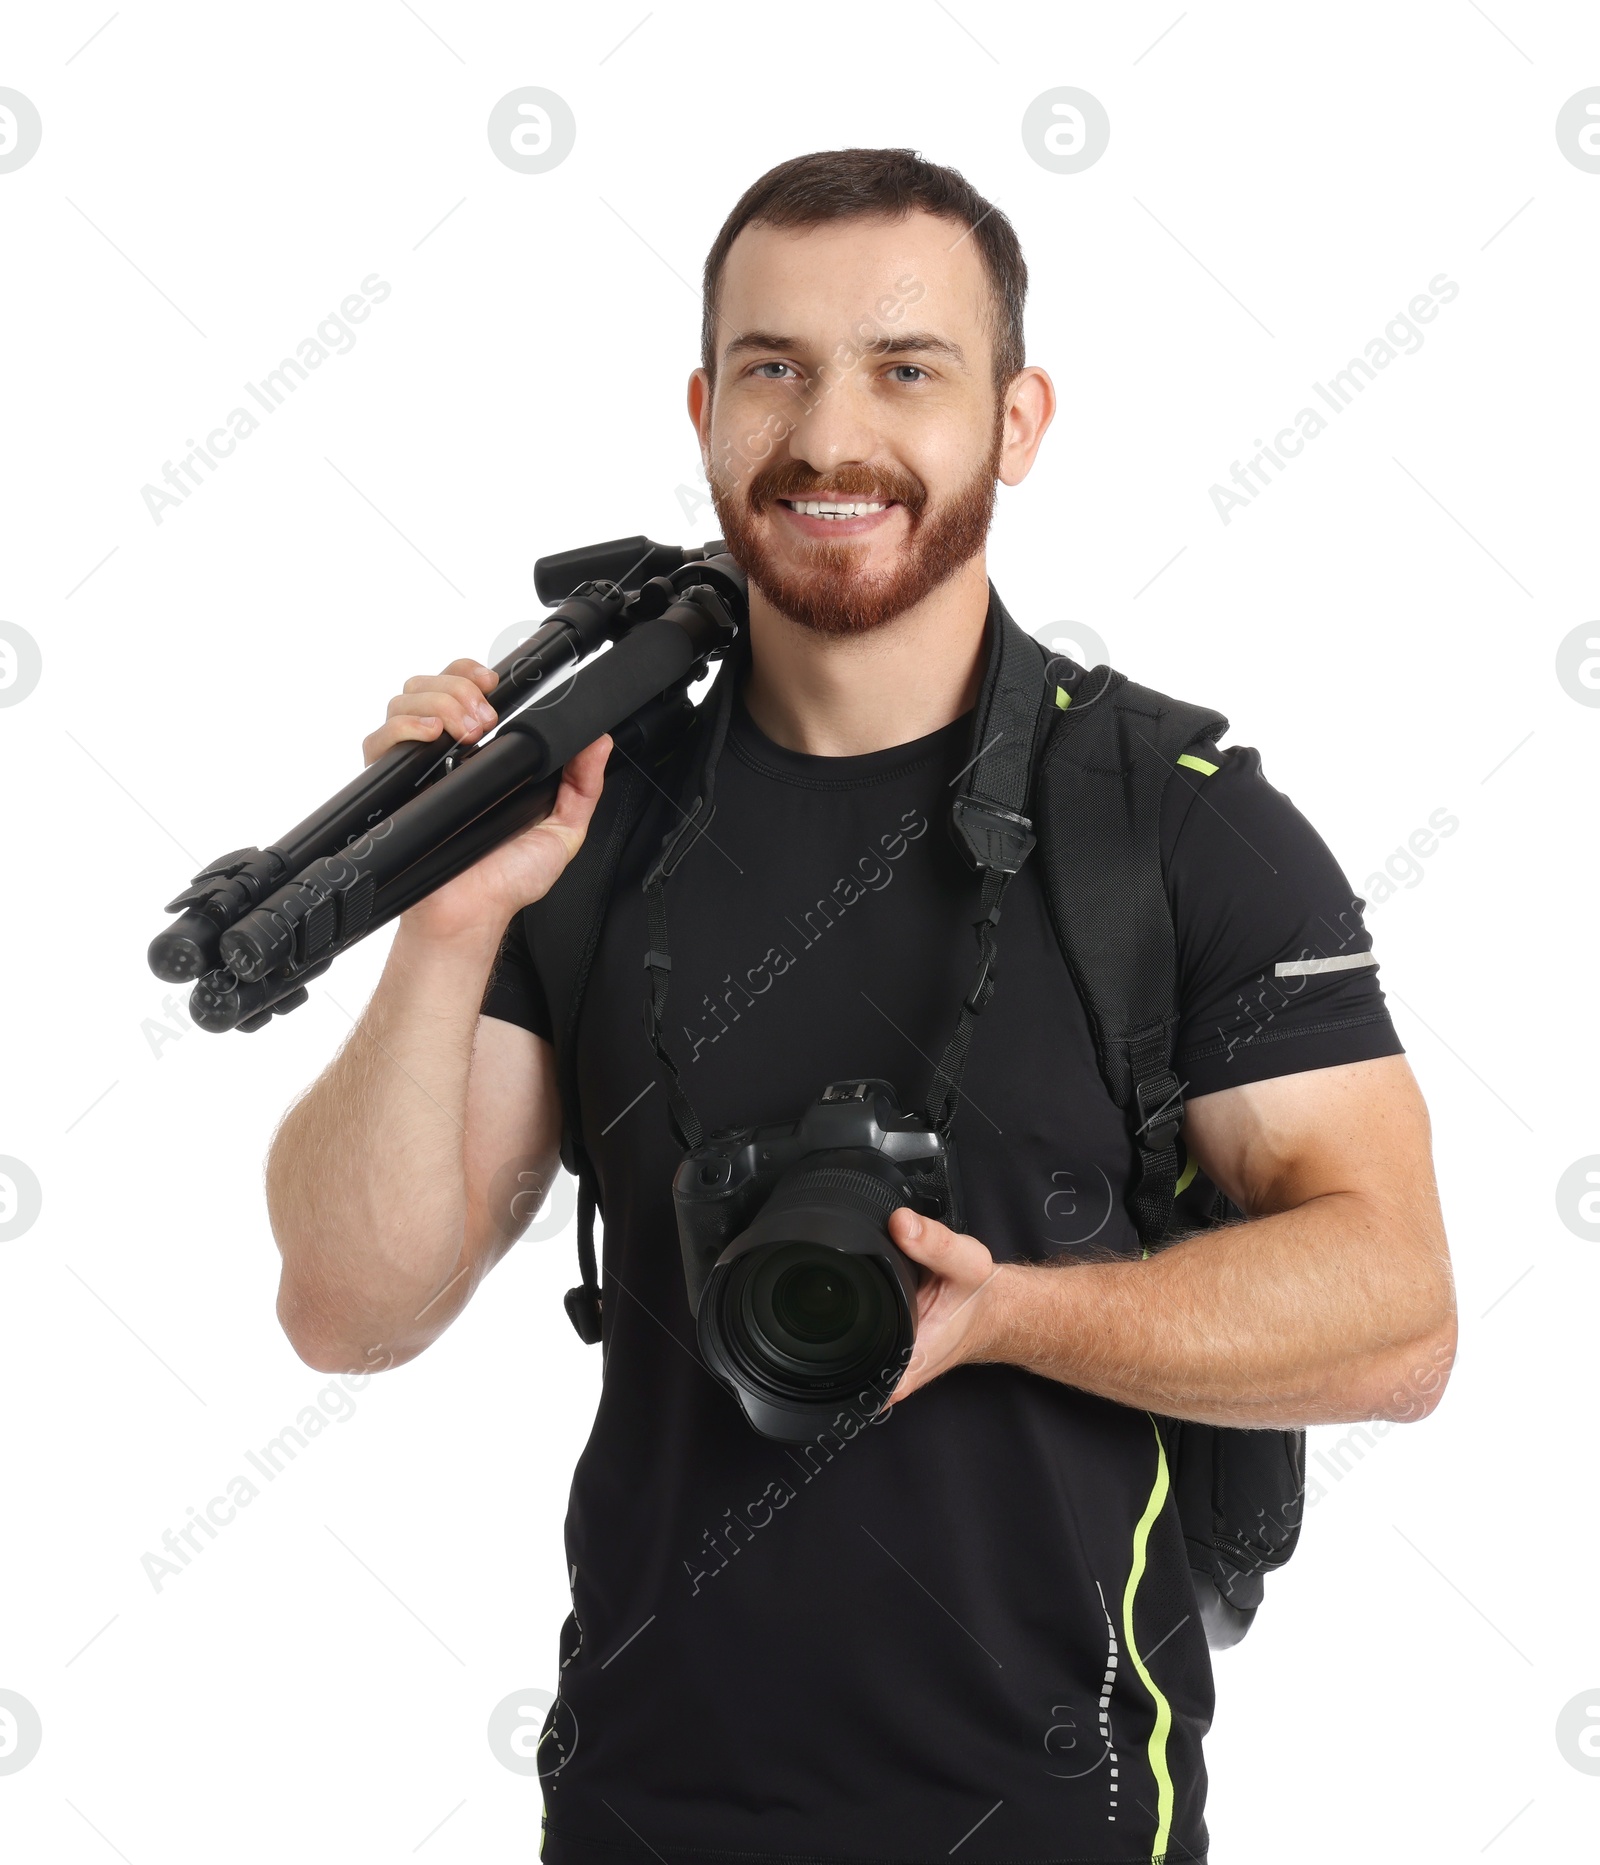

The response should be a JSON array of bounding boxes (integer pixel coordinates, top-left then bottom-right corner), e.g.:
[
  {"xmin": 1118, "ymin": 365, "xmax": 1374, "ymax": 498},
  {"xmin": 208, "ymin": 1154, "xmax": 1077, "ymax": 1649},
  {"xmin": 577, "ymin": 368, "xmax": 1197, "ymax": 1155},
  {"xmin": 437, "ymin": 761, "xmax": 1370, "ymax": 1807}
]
[
  {"xmin": 639, "ymin": 590, "xmax": 1057, "ymax": 1223},
  {"xmin": 922, "ymin": 594, "xmax": 1054, "ymax": 1128},
  {"xmin": 917, "ymin": 592, "xmax": 1056, "ymax": 1227},
  {"xmin": 639, "ymin": 627, "xmax": 752, "ymax": 1155}
]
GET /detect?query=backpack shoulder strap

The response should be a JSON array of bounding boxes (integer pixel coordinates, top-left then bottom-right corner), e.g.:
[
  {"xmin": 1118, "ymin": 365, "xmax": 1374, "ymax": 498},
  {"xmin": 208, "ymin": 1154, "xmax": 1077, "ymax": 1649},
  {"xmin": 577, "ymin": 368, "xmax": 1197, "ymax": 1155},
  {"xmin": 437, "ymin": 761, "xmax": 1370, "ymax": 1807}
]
[{"xmin": 1033, "ymin": 665, "xmax": 1228, "ymax": 1245}]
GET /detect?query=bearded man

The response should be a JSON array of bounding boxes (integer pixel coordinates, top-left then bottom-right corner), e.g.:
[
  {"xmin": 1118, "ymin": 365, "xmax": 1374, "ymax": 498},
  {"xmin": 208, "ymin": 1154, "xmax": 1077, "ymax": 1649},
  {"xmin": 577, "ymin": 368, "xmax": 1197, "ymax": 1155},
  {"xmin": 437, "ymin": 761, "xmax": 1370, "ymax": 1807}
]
[{"xmin": 266, "ymin": 148, "xmax": 1455, "ymax": 1865}]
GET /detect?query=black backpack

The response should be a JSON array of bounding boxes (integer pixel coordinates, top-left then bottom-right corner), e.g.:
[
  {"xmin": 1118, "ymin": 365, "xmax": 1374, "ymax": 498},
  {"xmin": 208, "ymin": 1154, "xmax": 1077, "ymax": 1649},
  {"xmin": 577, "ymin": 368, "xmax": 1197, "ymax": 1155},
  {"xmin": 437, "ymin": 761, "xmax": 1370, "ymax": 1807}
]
[{"xmin": 518, "ymin": 588, "xmax": 1304, "ymax": 1647}]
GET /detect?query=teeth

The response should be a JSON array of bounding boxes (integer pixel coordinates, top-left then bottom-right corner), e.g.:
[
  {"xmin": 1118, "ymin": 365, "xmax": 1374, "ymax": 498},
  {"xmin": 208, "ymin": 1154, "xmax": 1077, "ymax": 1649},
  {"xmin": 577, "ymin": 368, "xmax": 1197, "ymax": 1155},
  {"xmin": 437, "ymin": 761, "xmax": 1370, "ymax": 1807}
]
[{"xmin": 785, "ymin": 500, "xmax": 886, "ymax": 518}]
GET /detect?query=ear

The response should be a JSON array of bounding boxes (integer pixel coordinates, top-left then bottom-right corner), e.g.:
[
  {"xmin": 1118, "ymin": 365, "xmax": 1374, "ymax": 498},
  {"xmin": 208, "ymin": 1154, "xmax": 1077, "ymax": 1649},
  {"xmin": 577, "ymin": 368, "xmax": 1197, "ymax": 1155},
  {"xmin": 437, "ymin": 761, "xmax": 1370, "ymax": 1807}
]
[
  {"xmin": 687, "ymin": 367, "xmax": 713, "ymax": 462},
  {"xmin": 997, "ymin": 365, "xmax": 1056, "ymax": 488}
]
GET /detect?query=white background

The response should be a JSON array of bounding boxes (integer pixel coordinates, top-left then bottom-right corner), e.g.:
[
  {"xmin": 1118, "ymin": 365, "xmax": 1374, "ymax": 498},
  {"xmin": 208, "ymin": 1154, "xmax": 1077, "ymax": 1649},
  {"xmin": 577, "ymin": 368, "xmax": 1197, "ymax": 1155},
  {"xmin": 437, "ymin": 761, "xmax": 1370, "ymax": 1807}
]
[{"xmin": 2, "ymin": 2, "xmax": 1597, "ymax": 1860}]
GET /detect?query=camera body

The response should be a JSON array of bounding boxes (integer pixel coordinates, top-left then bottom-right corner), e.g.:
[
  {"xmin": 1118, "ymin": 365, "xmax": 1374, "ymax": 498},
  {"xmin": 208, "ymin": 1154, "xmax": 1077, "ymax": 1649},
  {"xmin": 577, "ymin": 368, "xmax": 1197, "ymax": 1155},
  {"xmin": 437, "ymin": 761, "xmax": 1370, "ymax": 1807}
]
[{"xmin": 672, "ymin": 1079, "xmax": 951, "ymax": 1441}]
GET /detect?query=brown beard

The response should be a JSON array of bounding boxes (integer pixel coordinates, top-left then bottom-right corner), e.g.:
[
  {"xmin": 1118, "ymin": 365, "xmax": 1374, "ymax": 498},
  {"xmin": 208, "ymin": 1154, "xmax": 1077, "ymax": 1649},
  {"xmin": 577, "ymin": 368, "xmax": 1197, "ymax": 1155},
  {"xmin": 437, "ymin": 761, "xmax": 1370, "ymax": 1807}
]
[{"xmin": 707, "ymin": 407, "xmax": 1005, "ymax": 638}]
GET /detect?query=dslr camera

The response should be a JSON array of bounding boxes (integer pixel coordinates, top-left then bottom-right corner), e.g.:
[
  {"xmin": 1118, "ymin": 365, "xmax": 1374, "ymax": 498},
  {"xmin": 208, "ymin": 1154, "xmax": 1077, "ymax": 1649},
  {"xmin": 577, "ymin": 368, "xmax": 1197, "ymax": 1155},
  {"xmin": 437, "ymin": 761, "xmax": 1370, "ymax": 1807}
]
[{"xmin": 673, "ymin": 1079, "xmax": 952, "ymax": 1442}]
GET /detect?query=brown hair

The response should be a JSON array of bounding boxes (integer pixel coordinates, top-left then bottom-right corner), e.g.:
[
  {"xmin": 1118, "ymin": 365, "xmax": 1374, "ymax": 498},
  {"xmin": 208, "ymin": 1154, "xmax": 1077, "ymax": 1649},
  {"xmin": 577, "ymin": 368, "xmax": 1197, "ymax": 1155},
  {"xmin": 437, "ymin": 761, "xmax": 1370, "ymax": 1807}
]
[{"xmin": 700, "ymin": 147, "xmax": 1027, "ymax": 393}]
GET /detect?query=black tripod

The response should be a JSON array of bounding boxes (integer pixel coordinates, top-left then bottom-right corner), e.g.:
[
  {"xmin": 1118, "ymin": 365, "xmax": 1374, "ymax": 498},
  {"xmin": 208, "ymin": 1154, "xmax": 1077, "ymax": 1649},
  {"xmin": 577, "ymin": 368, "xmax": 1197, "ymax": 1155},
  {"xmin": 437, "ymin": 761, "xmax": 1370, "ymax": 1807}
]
[{"xmin": 146, "ymin": 535, "xmax": 745, "ymax": 1034}]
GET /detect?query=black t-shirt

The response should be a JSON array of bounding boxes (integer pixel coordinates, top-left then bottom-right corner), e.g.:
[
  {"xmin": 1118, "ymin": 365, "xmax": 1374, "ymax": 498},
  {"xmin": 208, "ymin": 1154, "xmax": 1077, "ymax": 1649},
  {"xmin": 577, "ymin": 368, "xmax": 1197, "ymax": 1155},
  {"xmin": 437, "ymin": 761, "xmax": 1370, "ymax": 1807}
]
[{"xmin": 482, "ymin": 638, "xmax": 1401, "ymax": 1865}]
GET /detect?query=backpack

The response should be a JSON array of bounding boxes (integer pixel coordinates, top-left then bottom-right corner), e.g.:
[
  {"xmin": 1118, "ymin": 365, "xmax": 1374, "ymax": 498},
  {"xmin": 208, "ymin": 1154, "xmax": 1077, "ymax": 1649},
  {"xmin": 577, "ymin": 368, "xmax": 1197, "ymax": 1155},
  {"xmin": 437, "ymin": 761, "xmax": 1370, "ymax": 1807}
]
[{"xmin": 519, "ymin": 586, "xmax": 1304, "ymax": 1648}]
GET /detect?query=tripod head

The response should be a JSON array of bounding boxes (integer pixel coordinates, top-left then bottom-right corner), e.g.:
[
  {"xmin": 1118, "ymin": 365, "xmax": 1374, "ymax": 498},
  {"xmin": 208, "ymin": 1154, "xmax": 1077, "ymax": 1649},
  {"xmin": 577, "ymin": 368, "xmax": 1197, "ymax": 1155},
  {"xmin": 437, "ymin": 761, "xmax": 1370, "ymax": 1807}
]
[{"xmin": 147, "ymin": 535, "xmax": 743, "ymax": 1033}]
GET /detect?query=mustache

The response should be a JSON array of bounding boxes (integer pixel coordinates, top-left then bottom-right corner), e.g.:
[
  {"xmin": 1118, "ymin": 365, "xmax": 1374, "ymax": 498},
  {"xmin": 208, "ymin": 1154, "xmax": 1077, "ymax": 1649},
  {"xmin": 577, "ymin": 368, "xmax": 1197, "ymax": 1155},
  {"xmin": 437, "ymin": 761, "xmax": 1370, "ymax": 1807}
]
[{"xmin": 745, "ymin": 457, "xmax": 927, "ymax": 518}]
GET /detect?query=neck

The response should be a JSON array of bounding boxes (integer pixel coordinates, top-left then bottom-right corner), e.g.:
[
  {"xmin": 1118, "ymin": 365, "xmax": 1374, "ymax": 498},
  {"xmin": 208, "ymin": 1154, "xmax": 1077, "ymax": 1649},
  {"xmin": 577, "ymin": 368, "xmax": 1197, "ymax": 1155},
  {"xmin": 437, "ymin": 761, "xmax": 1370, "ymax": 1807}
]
[{"xmin": 739, "ymin": 554, "xmax": 991, "ymax": 756}]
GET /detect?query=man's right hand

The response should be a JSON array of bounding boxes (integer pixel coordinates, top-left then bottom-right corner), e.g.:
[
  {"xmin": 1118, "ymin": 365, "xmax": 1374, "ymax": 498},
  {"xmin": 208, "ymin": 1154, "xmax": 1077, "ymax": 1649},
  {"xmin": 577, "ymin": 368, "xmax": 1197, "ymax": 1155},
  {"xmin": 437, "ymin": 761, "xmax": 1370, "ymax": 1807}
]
[{"xmin": 362, "ymin": 655, "xmax": 611, "ymax": 947}]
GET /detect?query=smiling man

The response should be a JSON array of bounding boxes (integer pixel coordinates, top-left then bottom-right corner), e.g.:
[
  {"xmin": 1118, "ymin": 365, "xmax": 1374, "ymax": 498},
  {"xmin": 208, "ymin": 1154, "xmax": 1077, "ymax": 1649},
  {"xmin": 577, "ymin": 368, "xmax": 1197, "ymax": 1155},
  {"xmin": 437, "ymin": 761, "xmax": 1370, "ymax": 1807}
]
[{"xmin": 266, "ymin": 149, "xmax": 1456, "ymax": 1865}]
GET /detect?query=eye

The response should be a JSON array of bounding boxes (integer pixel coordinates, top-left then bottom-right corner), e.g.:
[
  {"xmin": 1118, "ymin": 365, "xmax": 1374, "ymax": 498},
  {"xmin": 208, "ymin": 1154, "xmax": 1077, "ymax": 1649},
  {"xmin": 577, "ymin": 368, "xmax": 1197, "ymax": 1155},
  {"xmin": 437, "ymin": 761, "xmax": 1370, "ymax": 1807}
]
[
  {"xmin": 888, "ymin": 364, "xmax": 928, "ymax": 383},
  {"xmin": 751, "ymin": 360, "xmax": 798, "ymax": 380}
]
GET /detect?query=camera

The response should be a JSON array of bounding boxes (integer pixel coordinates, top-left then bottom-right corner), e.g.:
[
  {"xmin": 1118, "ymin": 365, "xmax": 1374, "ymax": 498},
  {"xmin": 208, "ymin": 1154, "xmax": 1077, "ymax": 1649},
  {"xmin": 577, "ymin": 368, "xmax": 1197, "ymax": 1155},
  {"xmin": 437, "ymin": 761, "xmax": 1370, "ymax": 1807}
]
[{"xmin": 672, "ymin": 1079, "xmax": 952, "ymax": 1442}]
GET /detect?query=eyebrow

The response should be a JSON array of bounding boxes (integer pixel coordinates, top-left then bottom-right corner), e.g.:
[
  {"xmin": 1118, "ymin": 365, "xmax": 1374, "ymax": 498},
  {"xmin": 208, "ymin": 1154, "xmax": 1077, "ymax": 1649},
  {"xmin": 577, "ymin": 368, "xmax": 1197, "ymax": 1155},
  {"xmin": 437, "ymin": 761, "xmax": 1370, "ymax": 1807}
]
[{"xmin": 721, "ymin": 328, "xmax": 967, "ymax": 367}]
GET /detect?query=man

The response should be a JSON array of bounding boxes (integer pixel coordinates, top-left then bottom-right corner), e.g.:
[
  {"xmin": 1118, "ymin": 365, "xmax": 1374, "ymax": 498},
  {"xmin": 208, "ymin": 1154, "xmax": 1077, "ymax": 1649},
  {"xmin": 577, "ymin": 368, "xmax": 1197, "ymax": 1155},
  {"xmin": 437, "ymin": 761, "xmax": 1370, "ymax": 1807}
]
[{"xmin": 266, "ymin": 148, "xmax": 1456, "ymax": 1864}]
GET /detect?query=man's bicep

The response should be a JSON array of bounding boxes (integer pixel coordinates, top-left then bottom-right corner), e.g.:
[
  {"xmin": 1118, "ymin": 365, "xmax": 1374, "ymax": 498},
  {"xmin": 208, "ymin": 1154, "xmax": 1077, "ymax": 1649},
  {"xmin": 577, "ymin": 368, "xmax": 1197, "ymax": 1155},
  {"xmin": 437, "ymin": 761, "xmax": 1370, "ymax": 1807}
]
[
  {"xmin": 1181, "ymin": 1053, "xmax": 1437, "ymax": 1220},
  {"xmin": 463, "ymin": 1012, "xmax": 564, "ymax": 1270}
]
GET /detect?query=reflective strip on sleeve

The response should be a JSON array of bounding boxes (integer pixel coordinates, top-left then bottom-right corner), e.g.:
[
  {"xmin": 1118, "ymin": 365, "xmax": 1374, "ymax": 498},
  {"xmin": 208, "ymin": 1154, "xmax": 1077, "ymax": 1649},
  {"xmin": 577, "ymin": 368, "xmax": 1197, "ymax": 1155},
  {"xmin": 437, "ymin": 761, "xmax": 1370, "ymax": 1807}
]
[
  {"xmin": 1273, "ymin": 951, "xmax": 1378, "ymax": 978},
  {"xmin": 1176, "ymin": 752, "xmax": 1218, "ymax": 776}
]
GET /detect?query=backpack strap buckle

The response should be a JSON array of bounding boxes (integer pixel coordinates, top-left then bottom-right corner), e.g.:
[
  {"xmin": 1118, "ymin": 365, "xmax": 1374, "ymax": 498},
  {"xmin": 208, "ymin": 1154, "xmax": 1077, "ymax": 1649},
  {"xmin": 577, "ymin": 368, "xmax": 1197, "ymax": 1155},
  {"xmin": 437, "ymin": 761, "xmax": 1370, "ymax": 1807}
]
[{"xmin": 1134, "ymin": 1068, "xmax": 1185, "ymax": 1154}]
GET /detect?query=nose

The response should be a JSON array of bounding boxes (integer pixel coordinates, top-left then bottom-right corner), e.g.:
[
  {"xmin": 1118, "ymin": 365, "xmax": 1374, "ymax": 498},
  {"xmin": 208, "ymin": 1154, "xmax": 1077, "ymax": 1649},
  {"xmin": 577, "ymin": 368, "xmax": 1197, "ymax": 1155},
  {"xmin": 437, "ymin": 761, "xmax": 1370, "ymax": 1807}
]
[{"xmin": 782, "ymin": 370, "xmax": 880, "ymax": 480}]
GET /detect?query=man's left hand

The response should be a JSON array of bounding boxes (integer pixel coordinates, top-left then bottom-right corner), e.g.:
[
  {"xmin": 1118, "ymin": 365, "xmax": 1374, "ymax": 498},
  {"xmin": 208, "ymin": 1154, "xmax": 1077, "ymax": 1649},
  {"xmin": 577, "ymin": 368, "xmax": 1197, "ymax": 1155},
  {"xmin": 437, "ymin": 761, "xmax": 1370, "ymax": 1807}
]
[{"xmin": 882, "ymin": 1208, "xmax": 1011, "ymax": 1406}]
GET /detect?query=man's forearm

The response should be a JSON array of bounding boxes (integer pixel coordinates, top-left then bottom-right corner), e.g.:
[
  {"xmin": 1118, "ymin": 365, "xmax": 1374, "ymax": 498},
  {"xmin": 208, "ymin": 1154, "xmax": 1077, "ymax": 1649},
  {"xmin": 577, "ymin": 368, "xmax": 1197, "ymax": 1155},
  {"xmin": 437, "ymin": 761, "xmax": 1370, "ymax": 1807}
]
[
  {"xmin": 981, "ymin": 1192, "xmax": 1457, "ymax": 1429},
  {"xmin": 265, "ymin": 916, "xmax": 502, "ymax": 1367}
]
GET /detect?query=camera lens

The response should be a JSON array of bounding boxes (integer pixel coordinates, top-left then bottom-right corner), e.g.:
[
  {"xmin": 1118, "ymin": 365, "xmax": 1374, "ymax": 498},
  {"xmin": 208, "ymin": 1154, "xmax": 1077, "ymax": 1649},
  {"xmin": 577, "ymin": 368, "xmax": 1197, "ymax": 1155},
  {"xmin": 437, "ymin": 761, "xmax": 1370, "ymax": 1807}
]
[
  {"xmin": 726, "ymin": 1240, "xmax": 896, "ymax": 1387},
  {"xmin": 770, "ymin": 1261, "xmax": 859, "ymax": 1344}
]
